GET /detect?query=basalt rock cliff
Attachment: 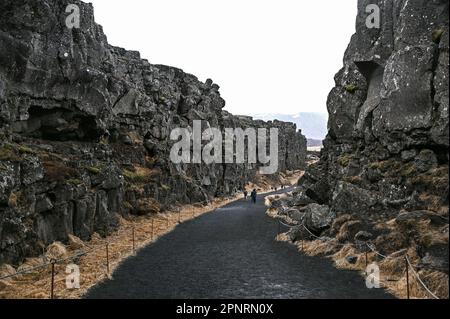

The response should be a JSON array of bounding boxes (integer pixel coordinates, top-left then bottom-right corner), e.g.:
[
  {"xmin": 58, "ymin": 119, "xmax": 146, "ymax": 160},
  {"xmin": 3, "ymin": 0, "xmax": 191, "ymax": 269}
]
[
  {"xmin": 0, "ymin": 0, "xmax": 307, "ymax": 264},
  {"xmin": 270, "ymin": 0, "xmax": 449, "ymax": 297}
]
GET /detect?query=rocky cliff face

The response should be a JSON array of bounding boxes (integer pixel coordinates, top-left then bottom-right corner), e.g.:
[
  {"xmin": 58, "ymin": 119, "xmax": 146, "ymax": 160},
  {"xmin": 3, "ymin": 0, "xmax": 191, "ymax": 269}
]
[
  {"xmin": 0, "ymin": 0, "xmax": 307, "ymax": 264},
  {"xmin": 304, "ymin": 0, "xmax": 448, "ymax": 222},
  {"xmin": 270, "ymin": 0, "xmax": 449, "ymax": 295}
]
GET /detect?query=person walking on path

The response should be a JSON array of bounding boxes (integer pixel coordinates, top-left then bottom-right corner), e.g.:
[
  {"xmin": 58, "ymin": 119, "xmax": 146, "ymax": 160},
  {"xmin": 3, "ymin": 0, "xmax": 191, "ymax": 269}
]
[
  {"xmin": 251, "ymin": 189, "xmax": 257, "ymax": 203},
  {"xmin": 243, "ymin": 190, "xmax": 248, "ymax": 200}
]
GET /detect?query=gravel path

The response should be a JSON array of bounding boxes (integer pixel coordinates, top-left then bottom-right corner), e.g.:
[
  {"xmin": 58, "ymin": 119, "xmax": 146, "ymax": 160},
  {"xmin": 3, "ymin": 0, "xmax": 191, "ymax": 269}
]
[{"xmin": 86, "ymin": 188, "xmax": 393, "ymax": 299}]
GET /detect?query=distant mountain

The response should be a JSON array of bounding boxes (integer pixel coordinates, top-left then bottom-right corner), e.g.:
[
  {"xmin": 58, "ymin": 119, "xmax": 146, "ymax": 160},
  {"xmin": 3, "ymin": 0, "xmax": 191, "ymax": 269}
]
[
  {"xmin": 307, "ymin": 138, "xmax": 323, "ymax": 148},
  {"xmin": 252, "ymin": 113, "xmax": 328, "ymax": 140}
]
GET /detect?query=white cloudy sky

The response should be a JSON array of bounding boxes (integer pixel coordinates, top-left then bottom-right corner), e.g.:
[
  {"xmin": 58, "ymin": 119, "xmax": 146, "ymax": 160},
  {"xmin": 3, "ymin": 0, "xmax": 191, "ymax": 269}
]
[{"xmin": 88, "ymin": 0, "xmax": 357, "ymax": 116}]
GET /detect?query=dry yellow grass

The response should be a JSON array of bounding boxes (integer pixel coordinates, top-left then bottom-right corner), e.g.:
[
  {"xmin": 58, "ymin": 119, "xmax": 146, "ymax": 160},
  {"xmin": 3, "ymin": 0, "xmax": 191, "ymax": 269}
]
[{"xmin": 272, "ymin": 225, "xmax": 449, "ymax": 299}]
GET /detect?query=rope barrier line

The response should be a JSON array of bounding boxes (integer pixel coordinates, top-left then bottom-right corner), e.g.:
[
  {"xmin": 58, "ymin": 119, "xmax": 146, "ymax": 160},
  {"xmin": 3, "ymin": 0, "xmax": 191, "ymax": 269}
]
[
  {"xmin": 299, "ymin": 223, "xmax": 324, "ymax": 241},
  {"xmin": 0, "ymin": 261, "xmax": 50, "ymax": 281},
  {"xmin": 0, "ymin": 212, "xmax": 193, "ymax": 283},
  {"xmin": 0, "ymin": 213, "xmax": 442, "ymax": 300},
  {"xmin": 405, "ymin": 255, "xmax": 440, "ymax": 300},
  {"xmin": 365, "ymin": 242, "xmax": 392, "ymax": 260},
  {"xmin": 0, "ymin": 249, "xmax": 93, "ymax": 281},
  {"xmin": 278, "ymin": 220, "xmax": 298, "ymax": 228},
  {"xmin": 276, "ymin": 216, "xmax": 441, "ymax": 299}
]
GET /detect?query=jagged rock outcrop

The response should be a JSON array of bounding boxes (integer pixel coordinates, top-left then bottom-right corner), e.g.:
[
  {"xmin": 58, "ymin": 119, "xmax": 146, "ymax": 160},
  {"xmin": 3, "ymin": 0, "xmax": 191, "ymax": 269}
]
[
  {"xmin": 304, "ymin": 0, "xmax": 448, "ymax": 216},
  {"xmin": 0, "ymin": 0, "xmax": 307, "ymax": 264},
  {"xmin": 269, "ymin": 0, "xmax": 449, "ymax": 296}
]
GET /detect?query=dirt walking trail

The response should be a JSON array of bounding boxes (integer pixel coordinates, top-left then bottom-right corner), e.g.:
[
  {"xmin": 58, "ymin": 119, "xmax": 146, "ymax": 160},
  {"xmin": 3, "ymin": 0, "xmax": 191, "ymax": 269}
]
[{"xmin": 86, "ymin": 188, "xmax": 393, "ymax": 299}]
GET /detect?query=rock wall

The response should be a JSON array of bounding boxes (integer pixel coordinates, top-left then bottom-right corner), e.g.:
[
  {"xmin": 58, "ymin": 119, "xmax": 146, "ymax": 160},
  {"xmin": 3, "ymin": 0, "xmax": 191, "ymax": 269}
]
[
  {"xmin": 304, "ymin": 0, "xmax": 448, "ymax": 211},
  {"xmin": 271, "ymin": 0, "xmax": 449, "ymax": 279},
  {"xmin": 0, "ymin": 0, "xmax": 307, "ymax": 264}
]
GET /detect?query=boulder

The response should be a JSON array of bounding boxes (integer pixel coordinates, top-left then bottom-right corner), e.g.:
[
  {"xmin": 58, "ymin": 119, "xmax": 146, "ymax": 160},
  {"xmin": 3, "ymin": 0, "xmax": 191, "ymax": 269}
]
[
  {"xmin": 332, "ymin": 182, "xmax": 381, "ymax": 215},
  {"xmin": 395, "ymin": 210, "xmax": 444, "ymax": 230},
  {"xmin": 288, "ymin": 191, "xmax": 314, "ymax": 207},
  {"xmin": 419, "ymin": 254, "xmax": 449, "ymax": 274},
  {"xmin": 286, "ymin": 208, "xmax": 305, "ymax": 223},
  {"xmin": 401, "ymin": 149, "xmax": 418, "ymax": 162},
  {"xmin": 0, "ymin": 264, "xmax": 16, "ymax": 281},
  {"xmin": 68, "ymin": 234, "xmax": 85, "ymax": 250},
  {"xmin": 346, "ymin": 255, "xmax": 358, "ymax": 264},
  {"xmin": 303, "ymin": 203, "xmax": 334, "ymax": 233},
  {"xmin": 414, "ymin": 149, "xmax": 438, "ymax": 173},
  {"xmin": 330, "ymin": 214, "xmax": 354, "ymax": 236},
  {"xmin": 45, "ymin": 242, "xmax": 68, "ymax": 260},
  {"xmin": 374, "ymin": 232, "xmax": 409, "ymax": 256},
  {"xmin": 354, "ymin": 231, "xmax": 373, "ymax": 242}
]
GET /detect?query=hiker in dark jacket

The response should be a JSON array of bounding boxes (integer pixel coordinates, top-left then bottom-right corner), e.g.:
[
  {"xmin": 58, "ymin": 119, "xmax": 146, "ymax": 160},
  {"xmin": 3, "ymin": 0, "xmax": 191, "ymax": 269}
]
[
  {"xmin": 251, "ymin": 189, "xmax": 257, "ymax": 203},
  {"xmin": 243, "ymin": 190, "xmax": 248, "ymax": 200}
]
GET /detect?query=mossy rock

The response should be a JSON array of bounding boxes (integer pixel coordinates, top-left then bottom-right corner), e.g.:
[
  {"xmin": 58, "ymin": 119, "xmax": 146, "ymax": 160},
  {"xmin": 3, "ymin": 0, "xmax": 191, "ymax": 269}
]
[
  {"xmin": 18, "ymin": 145, "xmax": 36, "ymax": 155},
  {"xmin": 338, "ymin": 153, "xmax": 354, "ymax": 167},
  {"xmin": 343, "ymin": 175, "xmax": 363, "ymax": 185},
  {"xmin": 124, "ymin": 169, "xmax": 151, "ymax": 184},
  {"xmin": 432, "ymin": 29, "xmax": 444, "ymax": 43},
  {"xmin": 344, "ymin": 84, "xmax": 358, "ymax": 94},
  {"xmin": 161, "ymin": 184, "xmax": 171, "ymax": 191},
  {"xmin": 0, "ymin": 144, "xmax": 20, "ymax": 161},
  {"xmin": 87, "ymin": 165, "xmax": 104, "ymax": 174}
]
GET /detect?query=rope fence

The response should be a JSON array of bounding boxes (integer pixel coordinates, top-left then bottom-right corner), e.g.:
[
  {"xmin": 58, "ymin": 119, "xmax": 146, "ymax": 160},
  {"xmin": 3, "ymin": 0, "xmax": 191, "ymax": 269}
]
[
  {"xmin": 276, "ymin": 218, "xmax": 441, "ymax": 299},
  {"xmin": 0, "ymin": 209, "xmax": 442, "ymax": 300},
  {"xmin": 0, "ymin": 209, "xmax": 198, "ymax": 299},
  {"xmin": 405, "ymin": 255, "xmax": 439, "ymax": 300}
]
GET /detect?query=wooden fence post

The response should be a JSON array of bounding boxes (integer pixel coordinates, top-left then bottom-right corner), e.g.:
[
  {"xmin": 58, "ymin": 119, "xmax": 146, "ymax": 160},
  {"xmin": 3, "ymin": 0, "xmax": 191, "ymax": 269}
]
[
  {"xmin": 132, "ymin": 226, "xmax": 136, "ymax": 253},
  {"xmin": 106, "ymin": 242, "xmax": 110, "ymax": 276},
  {"xmin": 50, "ymin": 260, "xmax": 56, "ymax": 299},
  {"xmin": 151, "ymin": 219, "xmax": 154, "ymax": 241},
  {"xmin": 405, "ymin": 256, "xmax": 410, "ymax": 299}
]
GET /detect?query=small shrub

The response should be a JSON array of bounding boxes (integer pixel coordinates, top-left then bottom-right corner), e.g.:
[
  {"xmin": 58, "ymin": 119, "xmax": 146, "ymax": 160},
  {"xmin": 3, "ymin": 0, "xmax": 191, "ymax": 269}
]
[
  {"xmin": 368, "ymin": 162, "xmax": 381, "ymax": 170},
  {"xmin": 123, "ymin": 201, "xmax": 134, "ymax": 210},
  {"xmin": 0, "ymin": 144, "xmax": 19, "ymax": 161},
  {"xmin": 368, "ymin": 159, "xmax": 401, "ymax": 173},
  {"xmin": 136, "ymin": 197, "xmax": 160, "ymax": 215},
  {"xmin": 338, "ymin": 154, "xmax": 354, "ymax": 167},
  {"xmin": 400, "ymin": 162, "xmax": 417, "ymax": 177},
  {"xmin": 18, "ymin": 145, "xmax": 36, "ymax": 155},
  {"xmin": 86, "ymin": 165, "xmax": 104, "ymax": 175},
  {"xmin": 410, "ymin": 166, "xmax": 449, "ymax": 194},
  {"xmin": 123, "ymin": 167, "xmax": 153, "ymax": 184},
  {"xmin": 8, "ymin": 190, "xmax": 25, "ymax": 208},
  {"xmin": 145, "ymin": 156, "xmax": 156, "ymax": 167},
  {"xmin": 161, "ymin": 184, "xmax": 171, "ymax": 191},
  {"xmin": 343, "ymin": 175, "xmax": 363, "ymax": 184},
  {"xmin": 432, "ymin": 29, "xmax": 444, "ymax": 43},
  {"xmin": 344, "ymin": 84, "xmax": 358, "ymax": 94},
  {"xmin": 43, "ymin": 161, "xmax": 79, "ymax": 183}
]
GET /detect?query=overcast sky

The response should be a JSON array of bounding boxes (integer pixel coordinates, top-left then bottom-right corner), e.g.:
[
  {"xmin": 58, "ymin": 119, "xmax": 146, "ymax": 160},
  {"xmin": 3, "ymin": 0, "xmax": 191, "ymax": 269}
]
[{"xmin": 88, "ymin": 0, "xmax": 357, "ymax": 116}]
